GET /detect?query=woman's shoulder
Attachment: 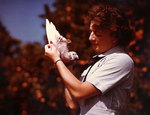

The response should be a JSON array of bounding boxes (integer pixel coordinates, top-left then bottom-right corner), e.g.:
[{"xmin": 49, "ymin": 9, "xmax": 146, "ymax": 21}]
[{"xmin": 105, "ymin": 52, "xmax": 134, "ymax": 68}]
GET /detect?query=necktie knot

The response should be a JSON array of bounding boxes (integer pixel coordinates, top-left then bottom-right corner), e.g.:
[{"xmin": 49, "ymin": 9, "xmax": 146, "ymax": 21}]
[
  {"xmin": 83, "ymin": 55, "xmax": 104, "ymax": 82},
  {"xmin": 90, "ymin": 55, "xmax": 104, "ymax": 64}
]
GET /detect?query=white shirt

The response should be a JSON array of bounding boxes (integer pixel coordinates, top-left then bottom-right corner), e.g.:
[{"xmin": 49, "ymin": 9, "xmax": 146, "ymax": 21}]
[{"xmin": 79, "ymin": 46, "xmax": 134, "ymax": 115}]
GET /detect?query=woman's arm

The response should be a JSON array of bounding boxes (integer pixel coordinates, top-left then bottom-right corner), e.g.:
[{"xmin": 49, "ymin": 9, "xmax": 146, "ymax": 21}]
[
  {"xmin": 55, "ymin": 60, "xmax": 101, "ymax": 100},
  {"xmin": 65, "ymin": 87, "xmax": 79, "ymax": 110},
  {"xmin": 45, "ymin": 43, "xmax": 101, "ymax": 100}
]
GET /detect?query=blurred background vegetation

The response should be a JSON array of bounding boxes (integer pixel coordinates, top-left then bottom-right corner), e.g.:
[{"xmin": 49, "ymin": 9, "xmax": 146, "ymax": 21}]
[{"xmin": 0, "ymin": 0, "xmax": 150, "ymax": 115}]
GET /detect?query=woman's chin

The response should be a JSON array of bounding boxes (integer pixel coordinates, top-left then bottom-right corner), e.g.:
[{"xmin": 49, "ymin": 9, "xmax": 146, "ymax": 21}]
[{"xmin": 92, "ymin": 47, "xmax": 100, "ymax": 53}]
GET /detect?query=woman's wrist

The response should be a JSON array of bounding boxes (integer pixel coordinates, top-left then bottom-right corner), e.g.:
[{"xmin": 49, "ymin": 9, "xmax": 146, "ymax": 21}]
[{"xmin": 54, "ymin": 58, "xmax": 62, "ymax": 65}]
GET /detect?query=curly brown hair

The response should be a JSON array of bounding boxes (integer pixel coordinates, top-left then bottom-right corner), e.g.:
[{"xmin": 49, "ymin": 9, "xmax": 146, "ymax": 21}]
[{"xmin": 88, "ymin": 5, "xmax": 133, "ymax": 47}]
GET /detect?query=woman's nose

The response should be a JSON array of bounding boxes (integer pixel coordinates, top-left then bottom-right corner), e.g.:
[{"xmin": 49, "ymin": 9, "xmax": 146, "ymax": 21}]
[{"xmin": 89, "ymin": 32, "xmax": 95, "ymax": 41}]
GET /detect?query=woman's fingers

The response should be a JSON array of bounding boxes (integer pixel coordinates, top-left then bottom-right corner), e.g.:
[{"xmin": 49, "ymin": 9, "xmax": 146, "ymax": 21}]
[
  {"xmin": 45, "ymin": 44, "xmax": 50, "ymax": 50},
  {"xmin": 44, "ymin": 44, "xmax": 56, "ymax": 55},
  {"xmin": 45, "ymin": 44, "xmax": 50, "ymax": 55},
  {"xmin": 44, "ymin": 43, "xmax": 61, "ymax": 63}
]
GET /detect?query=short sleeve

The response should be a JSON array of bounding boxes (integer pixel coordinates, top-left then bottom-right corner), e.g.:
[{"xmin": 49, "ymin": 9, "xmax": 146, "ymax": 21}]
[{"xmin": 86, "ymin": 54, "xmax": 134, "ymax": 95}]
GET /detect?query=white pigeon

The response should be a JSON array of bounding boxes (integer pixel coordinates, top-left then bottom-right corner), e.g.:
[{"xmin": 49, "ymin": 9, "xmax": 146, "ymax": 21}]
[{"xmin": 46, "ymin": 19, "xmax": 79, "ymax": 62}]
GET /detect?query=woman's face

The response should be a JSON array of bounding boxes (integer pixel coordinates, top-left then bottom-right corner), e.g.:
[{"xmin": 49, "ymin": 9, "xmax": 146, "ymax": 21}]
[{"xmin": 89, "ymin": 20, "xmax": 117, "ymax": 54}]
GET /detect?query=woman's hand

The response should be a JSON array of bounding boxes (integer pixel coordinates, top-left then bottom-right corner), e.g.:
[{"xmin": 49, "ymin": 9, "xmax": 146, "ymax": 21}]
[{"xmin": 44, "ymin": 42, "xmax": 61, "ymax": 63}]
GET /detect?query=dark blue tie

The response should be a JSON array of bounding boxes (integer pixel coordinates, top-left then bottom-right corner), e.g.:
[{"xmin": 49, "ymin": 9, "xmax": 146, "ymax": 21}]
[{"xmin": 83, "ymin": 56, "xmax": 104, "ymax": 82}]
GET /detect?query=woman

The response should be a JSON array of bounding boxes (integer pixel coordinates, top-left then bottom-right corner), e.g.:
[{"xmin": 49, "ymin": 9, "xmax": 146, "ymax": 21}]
[{"xmin": 45, "ymin": 5, "xmax": 134, "ymax": 115}]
